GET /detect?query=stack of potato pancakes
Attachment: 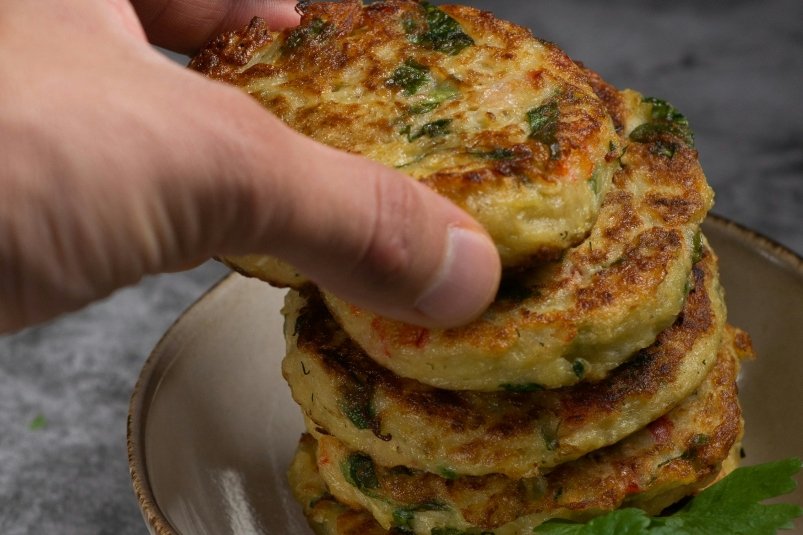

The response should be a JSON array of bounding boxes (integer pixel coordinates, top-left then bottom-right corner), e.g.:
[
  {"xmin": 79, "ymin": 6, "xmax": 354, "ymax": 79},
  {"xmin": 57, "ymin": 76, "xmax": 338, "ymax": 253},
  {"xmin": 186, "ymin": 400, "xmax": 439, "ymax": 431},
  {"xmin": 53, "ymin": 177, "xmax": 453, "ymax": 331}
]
[{"xmin": 191, "ymin": 1, "xmax": 754, "ymax": 533}]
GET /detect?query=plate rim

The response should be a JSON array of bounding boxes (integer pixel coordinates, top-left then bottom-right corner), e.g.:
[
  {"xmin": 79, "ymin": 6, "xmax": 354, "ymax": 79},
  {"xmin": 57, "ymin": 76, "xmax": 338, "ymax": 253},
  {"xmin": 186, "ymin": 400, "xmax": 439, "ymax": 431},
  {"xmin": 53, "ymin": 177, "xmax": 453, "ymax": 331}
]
[
  {"xmin": 127, "ymin": 274, "xmax": 240, "ymax": 535},
  {"xmin": 126, "ymin": 214, "xmax": 803, "ymax": 535}
]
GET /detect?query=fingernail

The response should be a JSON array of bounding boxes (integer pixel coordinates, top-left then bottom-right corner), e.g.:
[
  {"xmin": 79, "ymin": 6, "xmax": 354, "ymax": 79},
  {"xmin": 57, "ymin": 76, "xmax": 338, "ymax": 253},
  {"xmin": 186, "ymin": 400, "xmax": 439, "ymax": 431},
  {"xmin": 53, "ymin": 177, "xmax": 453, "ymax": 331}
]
[{"xmin": 415, "ymin": 227, "xmax": 501, "ymax": 328}]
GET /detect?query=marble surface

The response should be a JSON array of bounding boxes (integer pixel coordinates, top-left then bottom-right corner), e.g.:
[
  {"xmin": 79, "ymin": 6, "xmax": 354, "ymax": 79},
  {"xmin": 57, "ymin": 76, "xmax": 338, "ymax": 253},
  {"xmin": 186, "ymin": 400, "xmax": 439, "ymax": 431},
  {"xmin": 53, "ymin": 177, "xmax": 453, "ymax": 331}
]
[{"xmin": 1, "ymin": 1, "xmax": 800, "ymax": 533}]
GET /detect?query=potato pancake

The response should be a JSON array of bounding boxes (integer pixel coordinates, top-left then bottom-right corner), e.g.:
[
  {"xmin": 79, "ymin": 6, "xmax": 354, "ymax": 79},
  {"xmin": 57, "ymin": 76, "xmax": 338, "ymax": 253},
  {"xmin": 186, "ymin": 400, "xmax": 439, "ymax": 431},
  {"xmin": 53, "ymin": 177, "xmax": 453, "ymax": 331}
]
[
  {"xmin": 289, "ymin": 326, "xmax": 747, "ymax": 534},
  {"xmin": 282, "ymin": 241, "xmax": 724, "ymax": 478},
  {"xmin": 323, "ymin": 84, "xmax": 712, "ymax": 391},
  {"xmin": 191, "ymin": 0, "xmax": 620, "ymax": 266}
]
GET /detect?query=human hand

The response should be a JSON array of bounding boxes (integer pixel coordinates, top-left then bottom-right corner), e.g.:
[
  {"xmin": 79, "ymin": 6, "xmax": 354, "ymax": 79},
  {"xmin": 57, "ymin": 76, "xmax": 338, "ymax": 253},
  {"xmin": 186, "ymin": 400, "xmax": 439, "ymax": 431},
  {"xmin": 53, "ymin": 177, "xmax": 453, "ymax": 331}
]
[{"xmin": 0, "ymin": 0, "xmax": 501, "ymax": 334}]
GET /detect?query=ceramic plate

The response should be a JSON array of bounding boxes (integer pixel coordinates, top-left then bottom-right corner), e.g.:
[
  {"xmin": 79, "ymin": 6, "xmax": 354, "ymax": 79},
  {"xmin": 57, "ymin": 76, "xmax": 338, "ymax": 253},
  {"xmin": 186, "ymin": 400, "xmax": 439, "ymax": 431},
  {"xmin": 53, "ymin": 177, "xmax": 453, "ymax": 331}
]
[{"xmin": 128, "ymin": 215, "xmax": 803, "ymax": 535}]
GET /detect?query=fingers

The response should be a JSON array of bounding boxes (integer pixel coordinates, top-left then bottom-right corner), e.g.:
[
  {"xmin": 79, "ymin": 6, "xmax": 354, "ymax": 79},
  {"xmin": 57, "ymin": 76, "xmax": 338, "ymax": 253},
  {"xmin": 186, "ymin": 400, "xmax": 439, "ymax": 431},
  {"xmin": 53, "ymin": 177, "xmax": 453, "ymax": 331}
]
[
  {"xmin": 258, "ymin": 139, "xmax": 502, "ymax": 328},
  {"xmin": 0, "ymin": 1, "xmax": 500, "ymax": 332},
  {"xmin": 154, "ymin": 76, "xmax": 502, "ymax": 328},
  {"xmin": 133, "ymin": 0, "xmax": 300, "ymax": 54}
]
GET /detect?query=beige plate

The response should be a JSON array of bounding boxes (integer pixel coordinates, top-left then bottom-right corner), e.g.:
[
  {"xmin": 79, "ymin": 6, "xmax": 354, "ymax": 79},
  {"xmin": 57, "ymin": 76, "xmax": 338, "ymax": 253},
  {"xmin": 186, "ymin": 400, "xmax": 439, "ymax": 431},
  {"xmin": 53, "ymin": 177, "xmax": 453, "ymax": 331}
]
[{"xmin": 128, "ymin": 215, "xmax": 803, "ymax": 535}]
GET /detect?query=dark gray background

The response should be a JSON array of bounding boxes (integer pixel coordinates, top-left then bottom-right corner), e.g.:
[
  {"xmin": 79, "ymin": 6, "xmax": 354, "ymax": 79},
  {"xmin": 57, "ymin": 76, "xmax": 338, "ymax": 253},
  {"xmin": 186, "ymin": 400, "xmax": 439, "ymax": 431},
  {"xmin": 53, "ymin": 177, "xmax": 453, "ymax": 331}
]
[{"xmin": 1, "ymin": 1, "xmax": 801, "ymax": 533}]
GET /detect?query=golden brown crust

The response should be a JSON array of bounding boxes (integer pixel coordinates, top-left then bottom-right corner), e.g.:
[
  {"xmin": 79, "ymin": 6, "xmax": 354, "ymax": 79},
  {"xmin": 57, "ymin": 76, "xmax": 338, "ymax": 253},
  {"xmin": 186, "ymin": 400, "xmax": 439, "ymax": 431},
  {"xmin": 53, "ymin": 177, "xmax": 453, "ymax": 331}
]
[
  {"xmin": 283, "ymin": 242, "xmax": 725, "ymax": 477},
  {"xmin": 324, "ymin": 85, "xmax": 712, "ymax": 391},
  {"xmin": 189, "ymin": 17, "xmax": 274, "ymax": 82},
  {"xmin": 295, "ymin": 327, "xmax": 744, "ymax": 532},
  {"xmin": 191, "ymin": 1, "xmax": 621, "ymax": 266},
  {"xmin": 580, "ymin": 64, "xmax": 626, "ymax": 133}
]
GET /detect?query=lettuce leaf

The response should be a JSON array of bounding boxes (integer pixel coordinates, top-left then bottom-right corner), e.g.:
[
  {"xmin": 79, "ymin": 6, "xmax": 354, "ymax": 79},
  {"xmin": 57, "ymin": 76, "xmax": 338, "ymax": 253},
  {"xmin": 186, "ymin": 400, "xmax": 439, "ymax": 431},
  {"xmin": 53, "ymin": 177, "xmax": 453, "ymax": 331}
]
[{"xmin": 535, "ymin": 458, "xmax": 802, "ymax": 535}]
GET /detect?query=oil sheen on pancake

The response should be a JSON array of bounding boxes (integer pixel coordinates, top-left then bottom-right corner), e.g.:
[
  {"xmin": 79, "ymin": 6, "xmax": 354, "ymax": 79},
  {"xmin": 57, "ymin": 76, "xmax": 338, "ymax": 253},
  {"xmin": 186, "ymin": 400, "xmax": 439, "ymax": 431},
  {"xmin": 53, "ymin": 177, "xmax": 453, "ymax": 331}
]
[
  {"xmin": 191, "ymin": 0, "xmax": 620, "ymax": 267},
  {"xmin": 282, "ymin": 241, "xmax": 725, "ymax": 478},
  {"xmin": 288, "ymin": 326, "xmax": 748, "ymax": 534},
  {"xmin": 323, "ymin": 85, "xmax": 712, "ymax": 391}
]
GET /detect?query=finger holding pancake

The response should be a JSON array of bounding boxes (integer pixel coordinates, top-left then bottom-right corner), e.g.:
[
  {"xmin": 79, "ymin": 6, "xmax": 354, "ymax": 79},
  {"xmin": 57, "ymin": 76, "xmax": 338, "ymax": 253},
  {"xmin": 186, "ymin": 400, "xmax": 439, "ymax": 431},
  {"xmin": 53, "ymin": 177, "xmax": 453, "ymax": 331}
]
[
  {"xmin": 191, "ymin": 0, "xmax": 620, "ymax": 267},
  {"xmin": 324, "ymin": 85, "xmax": 713, "ymax": 391}
]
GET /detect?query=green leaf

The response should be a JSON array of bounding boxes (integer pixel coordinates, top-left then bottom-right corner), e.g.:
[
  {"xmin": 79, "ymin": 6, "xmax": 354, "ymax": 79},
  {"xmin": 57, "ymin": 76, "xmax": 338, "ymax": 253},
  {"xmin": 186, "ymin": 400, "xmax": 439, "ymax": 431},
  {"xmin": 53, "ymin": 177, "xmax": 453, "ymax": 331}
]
[
  {"xmin": 29, "ymin": 414, "xmax": 47, "ymax": 431},
  {"xmin": 430, "ymin": 529, "xmax": 494, "ymax": 535},
  {"xmin": 536, "ymin": 509, "xmax": 651, "ymax": 534},
  {"xmin": 388, "ymin": 60, "xmax": 432, "ymax": 96},
  {"xmin": 534, "ymin": 459, "xmax": 803, "ymax": 535},
  {"xmin": 653, "ymin": 458, "xmax": 803, "ymax": 535},
  {"xmin": 411, "ymin": 3, "xmax": 475, "ymax": 55},
  {"xmin": 527, "ymin": 101, "xmax": 561, "ymax": 159}
]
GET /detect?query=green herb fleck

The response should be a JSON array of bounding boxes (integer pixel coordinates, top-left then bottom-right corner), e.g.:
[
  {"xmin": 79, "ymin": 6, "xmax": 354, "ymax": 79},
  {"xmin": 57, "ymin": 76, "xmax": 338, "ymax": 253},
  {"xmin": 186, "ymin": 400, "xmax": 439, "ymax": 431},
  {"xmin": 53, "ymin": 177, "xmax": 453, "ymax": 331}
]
[
  {"xmin": 629, "ymin": 96, "xmax": 694, "ymax": 148},
  {"xmin": 534, "ymin": 458, "xmax": 803, "ymax": 534},
  {"xmin": 392, "ymin": 507, "xmax": 415, "ymax": 529},
  {"xmin": 408, "ymin": 101, "xmax": 440, "ymax": 115},
  {"xmin": 587, "ymin": 165, "xmax": 605, "ymax": 196},
  {"xmin": 283, "ymin": 17, "xmax": 328, "ymax": 51},
  {"xmin": 402, "ymin": 15, "xmax": 419, "ymax": 35},
  {"xmin": 645, "ymin": 96, "xmax": 687, "ymax": 124},
  {"xmin": 392, "ymin": 502, "xmax": 450, "ymax": 530},
  {"xmin": 438, "ymin": 467, "xmax": 459, "ymax": 480},
  {"xmin": 472, "ymin": 148, "xmax": 518, "ymax": 160},
  {"xmin": 407, "ymin": 119, "xmax": 452, "ymax": 141},
  {"xmin": 387, "ymin": 60, "xmax": 432, "ymax": 96},
  {"xmin": 527, "ymin": 101, "xmax": 561, "ymax": 159},
  {"xmin": 342, "ymin": 452, "xmax": 380, "ymax": 493},
  {"xmin": 29, "ymin": 414, "xmax": 47, "ymax": 431},
  {"xmin": 680, "ymin": 433, "xmax": 712, "ymax": 461},
  {"xmin": 572, "ymin": 360, "xmax": 586, "ymax": 379},
  {"xmin": 501, "ymin": 383, "xmax": 544, "ymax": 393},
  {"xmin": 542, "ymin": 427, "xmax": 559, "ymax": 452},
  {"xmin": 340, "ymin": 394, "xmax": 374, "ymax": 430},
  {"xmin": 408, "ymin": 83, "xmax": 460, "ymax": 114},
  {"xmin": 691, "ymin": 230, "xmax": 704, "ymax": 265},
  {"xmin": 410, "ymin": 2, "xmax": 475, "ymax": 55},
  {"xmin": 650, "ymin": 140, "xmax": 677, "ymax": 158},
  {"xmin": 588, "ymin": 176, "xmax": 600, "ymax": 195}
]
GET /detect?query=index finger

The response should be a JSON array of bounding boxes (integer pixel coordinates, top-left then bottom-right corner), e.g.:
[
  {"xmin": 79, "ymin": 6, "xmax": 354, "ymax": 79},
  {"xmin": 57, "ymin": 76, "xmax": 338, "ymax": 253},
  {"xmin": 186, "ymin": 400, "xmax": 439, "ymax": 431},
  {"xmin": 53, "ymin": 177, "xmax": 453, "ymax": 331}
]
[{"xmin": 132, "ymin": 0, "xmax": 300, "ymax": 54}]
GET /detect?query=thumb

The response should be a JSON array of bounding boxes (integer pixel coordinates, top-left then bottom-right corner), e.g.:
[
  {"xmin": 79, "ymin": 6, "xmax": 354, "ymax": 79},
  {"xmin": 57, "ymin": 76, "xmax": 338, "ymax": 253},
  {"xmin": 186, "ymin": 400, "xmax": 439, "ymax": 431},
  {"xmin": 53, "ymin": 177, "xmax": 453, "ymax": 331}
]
[
  {"xmin": 257, "ymin": 139, "xmax": 502, "ymax": 328},
  {"xmin": 166, "ymin": 77, "xmax": 502, "ymax": 328},
  {"xmin": 0, "ymin": 2, "xmax": 499, "ymax": 333}
]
